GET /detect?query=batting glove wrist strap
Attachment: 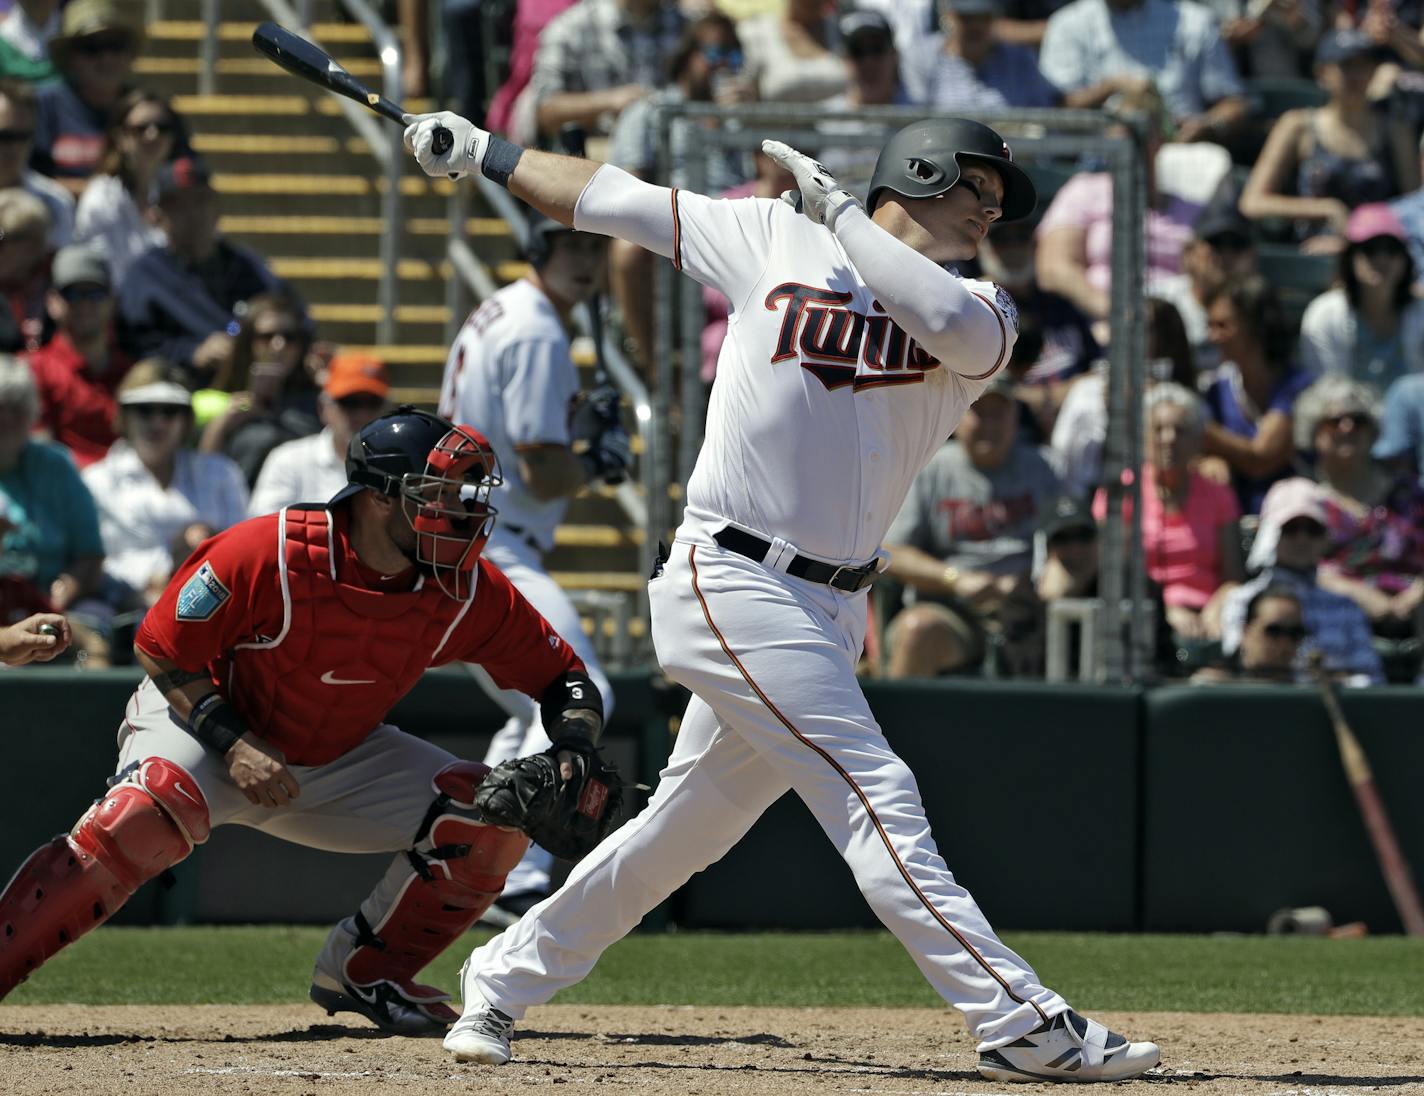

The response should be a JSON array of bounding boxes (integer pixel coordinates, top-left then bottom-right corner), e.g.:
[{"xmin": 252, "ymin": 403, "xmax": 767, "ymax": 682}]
[
  {"xmin": 184, "ymin": 694, "xmax": 245, "ymax": 755},
  {"xmin": 482, "ymin": 136, "xmax": 525, "ymax": 189}
]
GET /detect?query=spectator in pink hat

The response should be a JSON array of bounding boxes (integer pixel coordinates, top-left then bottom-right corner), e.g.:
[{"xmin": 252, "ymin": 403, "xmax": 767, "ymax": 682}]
[
  {"xmin": 1219, "ymin": 476, "xmax": 1383, "ymax": 683},
  {"xmin": 1298, "ymin": 202, "xmax": 1424, "ymax": 391}
]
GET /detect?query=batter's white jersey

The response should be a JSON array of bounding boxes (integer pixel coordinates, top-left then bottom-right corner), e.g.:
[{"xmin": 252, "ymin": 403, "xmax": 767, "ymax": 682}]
[
  {"xmin": 672, "ymin": 193, "xmax": 1017, "ymax": 562},
  {"xmin": 439, "ymin": 279, "xmax": 581, "ymax": 552}
]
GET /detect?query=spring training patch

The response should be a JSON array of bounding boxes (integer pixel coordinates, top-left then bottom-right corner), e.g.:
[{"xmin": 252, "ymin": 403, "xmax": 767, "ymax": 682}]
[
  {"xmin": 176, "ymin": 560, "xmax": 230, "ymax": 622},
  {"xmin": 994, "ymin": 284, "xmax": 1019, "ymax": 334}
]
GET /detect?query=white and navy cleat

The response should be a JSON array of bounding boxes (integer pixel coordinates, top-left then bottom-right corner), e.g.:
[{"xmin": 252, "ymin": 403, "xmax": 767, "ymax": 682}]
[
  {"xmin": 443, "ymin": 963, "xmax": 516, "ymax": 1064},
  {"xmin": 977, "ymin": 1010, "xmax": 1160, "ymax": 1083}
]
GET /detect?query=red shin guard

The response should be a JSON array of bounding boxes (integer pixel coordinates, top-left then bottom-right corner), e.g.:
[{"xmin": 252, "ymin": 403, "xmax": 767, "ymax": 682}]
[
  {"xmin": 342, "ymin": 762, "xmax": 530, "ymax": 996},
  {"xmin": 0, "ymin": 759, "xmax": 210, "ymax": 999}
]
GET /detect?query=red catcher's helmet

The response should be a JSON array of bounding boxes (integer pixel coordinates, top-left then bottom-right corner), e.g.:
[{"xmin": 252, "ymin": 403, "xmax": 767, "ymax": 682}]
[{"xmin": 341, "ymin": 407, "xmax": 502, "ymax": 599}]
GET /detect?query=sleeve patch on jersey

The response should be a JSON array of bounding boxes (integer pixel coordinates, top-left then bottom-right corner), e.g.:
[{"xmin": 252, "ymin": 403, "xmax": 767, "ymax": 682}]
[
  {"xmin": 994, "ymin": 284, "xmax": 1020, "ymax": 334},
  {"xmin": 176, "ymin": 560, "xmax": 231, "ymax": 622}
]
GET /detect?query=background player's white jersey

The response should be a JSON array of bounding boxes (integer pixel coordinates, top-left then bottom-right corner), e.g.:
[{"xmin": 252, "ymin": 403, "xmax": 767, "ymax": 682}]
[
  {"xmin": 439, "ymin": 279, "xmax": 580, "ymax": 551},
  {"xmin": 672, "ymin": 193, "xmax": 1017, "ymax": 564}
]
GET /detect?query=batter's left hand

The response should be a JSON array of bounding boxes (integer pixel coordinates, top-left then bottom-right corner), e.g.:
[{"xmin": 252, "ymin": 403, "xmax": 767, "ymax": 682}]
[{"xmin": 760, "ymin": 140, "xmax": 861, "ymax": 229}]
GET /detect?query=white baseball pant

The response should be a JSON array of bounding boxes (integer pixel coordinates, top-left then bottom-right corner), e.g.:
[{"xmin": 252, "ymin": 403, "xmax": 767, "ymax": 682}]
[{"xmin": 466, "ymin": 539, "xmax": 1067, "ymax": 1049}]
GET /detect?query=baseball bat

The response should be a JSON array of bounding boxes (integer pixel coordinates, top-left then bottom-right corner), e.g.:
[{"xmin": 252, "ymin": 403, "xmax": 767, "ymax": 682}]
[
  {"xmin": 251, "ymin": 22, "xmax": 451, "ymax": 156},
  {"xmin": 1310, "ymin": 654, "xmax": 1424, "ymax": 936}
]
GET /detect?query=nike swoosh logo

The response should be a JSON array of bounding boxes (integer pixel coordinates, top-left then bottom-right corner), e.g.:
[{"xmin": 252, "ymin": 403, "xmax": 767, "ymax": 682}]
[
  {"xmin": 321, "ymin": 671, "xmax": 376, "ymax": 686},
  {"xmin": 174, "ymin": 783, "xmax": 202, "ymax": 807}
]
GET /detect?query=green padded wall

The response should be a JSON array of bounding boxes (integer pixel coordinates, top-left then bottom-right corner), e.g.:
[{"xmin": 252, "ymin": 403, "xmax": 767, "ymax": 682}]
[{"xmin": 1142, "ymin": 686, "xmax": 1424, "ymax": 933}]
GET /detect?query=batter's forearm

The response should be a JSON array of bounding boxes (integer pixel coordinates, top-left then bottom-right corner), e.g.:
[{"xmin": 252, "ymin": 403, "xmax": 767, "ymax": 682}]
[
  {"xmin": 831, "ymin": 205, "xmax": 1007, "ymax": 371},
  {"xmin": 507, "ymin": 149, "xmax": 603, "ymax": 229}
]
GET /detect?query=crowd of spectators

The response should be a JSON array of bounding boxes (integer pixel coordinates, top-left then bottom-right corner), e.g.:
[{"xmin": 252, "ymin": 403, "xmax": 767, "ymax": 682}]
[
  {"xmin": 8, "ymin": 0, "xmax": 1424, "ymax": 687},
  {"xmin": 0, "ymin": 0, "xmax": 382, "ymax": 668}
]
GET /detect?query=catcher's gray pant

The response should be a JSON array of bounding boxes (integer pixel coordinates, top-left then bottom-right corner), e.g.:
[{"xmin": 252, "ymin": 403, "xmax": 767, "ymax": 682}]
[
  {"xmin": 470, "ymin": 530, "xmax": 615, "ymax": 896},
  {"xmin": 465, "ymin": 539, "xmax": 1067, "ymax": 1050},
  {"xmin": 116, "ymin": 677, "xmax": 456, "ymax": 852}
]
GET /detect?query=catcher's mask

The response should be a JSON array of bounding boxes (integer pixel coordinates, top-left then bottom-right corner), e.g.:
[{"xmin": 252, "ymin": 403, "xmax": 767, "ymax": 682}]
[{"xmin": 338, "ymin": 407, "xmax": 502, "ymax": 599}]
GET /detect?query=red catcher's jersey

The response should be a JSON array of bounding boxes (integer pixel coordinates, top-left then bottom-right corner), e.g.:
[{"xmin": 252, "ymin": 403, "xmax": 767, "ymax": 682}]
[{"xmin": 135, "ymin": 505, "xmax": 585, "ymax": 765}]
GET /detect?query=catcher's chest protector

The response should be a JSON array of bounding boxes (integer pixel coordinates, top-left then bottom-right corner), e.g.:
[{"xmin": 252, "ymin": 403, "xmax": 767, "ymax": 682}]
[{"xmin": 227, "ymin": 507, "xmax": 476, "ymax": 765}]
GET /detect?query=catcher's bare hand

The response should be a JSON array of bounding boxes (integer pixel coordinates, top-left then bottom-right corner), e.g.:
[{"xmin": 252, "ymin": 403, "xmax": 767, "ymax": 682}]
[{"xmin": 226, "ymin": 733, "xmax": 300, "ymax": 808}]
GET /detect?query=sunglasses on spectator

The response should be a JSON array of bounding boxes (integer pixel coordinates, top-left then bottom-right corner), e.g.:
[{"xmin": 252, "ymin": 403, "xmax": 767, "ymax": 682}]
[
  {"xmin": 125, "ymin": 120, "xmax": 175, "ymax": 137},
  {"xmin": 59, "ymin": 284, "xmax": 109, "ymax": 303},
  {"xmin": 699, "ymin": 45, "xmax": 743, "ymax": 67},
  {"xmin": 128, "ymin": 403, "xmax": 186, "ymax": 419},
  {"xmin": 255, "ymin": 327, "xmax": 303, "ymax": 341},
  {"xmin": 1261, "ymin": 622, "xmax": 1307, "ymax": 641},
  {"xmin": 1049, "ymin": 527, "xmax": 1096, "ymax": 546},
  {"xmin": 847, "ymin": 37, "xmax": 893, "ymax": 59},
  {"xmin": 72, "ymin": 34, "xmax": 132, "ymax": 55},
  {"xmin": 1358, "ymin": 238, "xmax": 1406, "ymax": 260},
  {"xmin": 1206, "ymin": 233, "xmax": 1250, "ymax": 252},
  {"xmin": 1322, "ymin": 412, "xmax": 1372, "ymax": 430},
  {"xmin": 0, "ymin": 129, "xmax": 34, "ymax": 144},
  {"xmin": 1280, "ymin": 518, "xmax": 1327, "ymax": 538},
  {"xmin": 335, "ymin": 393, "xmax": 386, "ymax": 412}
]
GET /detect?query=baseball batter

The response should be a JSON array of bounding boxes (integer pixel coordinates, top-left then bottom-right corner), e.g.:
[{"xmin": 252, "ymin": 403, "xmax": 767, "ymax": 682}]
[
  {"xmin": 0, "ymin": 409, "xmax": 610, "ymax": 1037},
  {"xmin": 404, "ymin": 112, "xmax": 1160, "ymax": 1081},
  {"xmin": 438, "ymin": 214, "xmax": 628, "ymax": 914}
]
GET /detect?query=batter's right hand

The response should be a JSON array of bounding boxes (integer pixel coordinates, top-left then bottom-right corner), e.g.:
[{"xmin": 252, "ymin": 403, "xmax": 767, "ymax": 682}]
[
  {"xmin": 225, "ymin": 733, "xmax": 301, "ymax": 809},
  {"xmin": 402, "ymin": 111, "xmax": 486, "ymax": 180}
]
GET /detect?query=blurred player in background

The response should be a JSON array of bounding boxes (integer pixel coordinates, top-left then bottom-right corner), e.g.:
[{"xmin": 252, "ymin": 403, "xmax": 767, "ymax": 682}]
[{"xmin": 439, "ymin": 213, "xmax": 628, "ymax": 922}]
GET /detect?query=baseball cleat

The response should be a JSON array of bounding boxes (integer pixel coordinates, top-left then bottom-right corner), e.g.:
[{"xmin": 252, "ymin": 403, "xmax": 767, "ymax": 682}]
[
  {"xmin": 309, "ymin": 976, "xmax": 457, "ymax": 1037},
  {"xmin": 976, "ymin": 1010, "xmax": 1160, "ymax": 1083},
  {"xmin": 444, "ymin": 964, "xmax": 515, "ymax": 1064}
]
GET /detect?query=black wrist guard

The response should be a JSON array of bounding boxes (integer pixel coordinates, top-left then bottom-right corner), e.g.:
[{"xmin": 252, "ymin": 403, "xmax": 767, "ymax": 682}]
[
  {"xmin": 186, "ymin": 694, "xmax": 245, "ymax": 755},
  {"xmin": 540, "ymin": 669, "xmax": 603, "ymax": 736},
  {"xmin": 482, "ymin": 136, "xmax": 525, "ymax": 188}
]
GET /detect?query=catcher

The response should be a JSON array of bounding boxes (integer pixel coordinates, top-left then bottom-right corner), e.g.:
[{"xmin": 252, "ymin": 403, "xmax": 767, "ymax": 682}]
[{"xmin": 0, "ymin": 407, "xmax": 622, "ymax": 1036}]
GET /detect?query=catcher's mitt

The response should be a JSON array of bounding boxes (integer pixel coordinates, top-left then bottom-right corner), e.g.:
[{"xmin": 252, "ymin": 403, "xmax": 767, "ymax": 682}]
[{"xmin": 472, "ymin": 736, "xmax": 624, "ymax": 861}]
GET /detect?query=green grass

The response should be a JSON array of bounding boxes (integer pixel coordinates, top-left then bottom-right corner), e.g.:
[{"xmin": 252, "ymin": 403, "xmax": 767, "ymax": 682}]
[{"xmin": 4, "ymin": 927, "xmax": 1421, "ymax": 1016}]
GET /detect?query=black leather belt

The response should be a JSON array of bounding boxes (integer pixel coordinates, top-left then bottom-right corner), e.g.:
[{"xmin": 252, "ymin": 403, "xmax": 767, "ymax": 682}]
[{"xmin": 713, "ymin": 526, "xmax": 880, "ymax": 593}]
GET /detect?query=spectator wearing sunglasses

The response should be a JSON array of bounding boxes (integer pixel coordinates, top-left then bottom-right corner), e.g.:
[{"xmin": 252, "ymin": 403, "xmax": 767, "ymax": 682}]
[
  {"xmin": 1192, "ymin": 584, "xmax": 1306, "ymax": 684},
  {"xmin": 117, "ymin": 157, "xmax": 298, "ymax": 382},
  {"xmin": 1298, "ymin": 204, "xmax": 1424, "ymax": 391},
  {"xmin": 75, "ymin": 89, "xmax": 187, "ymax": 282},
  {"xmin": 0, "ymin": 79, "xmax": 73, "ymax": 248},
  {"xmin": 32, "ymin": 0, "xmax": 140, "ymax": 183},
  {"xmin": 1151, "ymin": 206, "xmax": 1257, "ymax": 379},
  {"xmin": 81, "ymin": 359, "xmax": 247, "ymax": 610},
  {"xmin": 25, "ymin": 244, "xmax": 131, "ymax": 467},
  {"xmin": 902, "ymin": 0, "xmax": 1059, "ymax": 110},
  {"xmin": 1295, "ymin": 376, "xmax": 1424, "ymax": 640},
  {"xmin": 1220, "ymin": 476, "xmax": 1383, "ymax": 684},
  {"xmin": 248, "ymin": 353, "xmax": 391, "ymax": 516},
  {"xmin": 608, "ymin": 12, "xmax": 753, "ymax": 372},
  {"xmin": 197, "ymin": 292, "xmax": 321, "ymax": 487}
]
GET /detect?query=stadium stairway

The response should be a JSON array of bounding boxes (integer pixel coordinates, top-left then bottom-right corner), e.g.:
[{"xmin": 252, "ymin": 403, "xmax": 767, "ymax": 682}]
[{"xmin": 136, "ymin": 5, "xmax": 646, "ymax": 647}]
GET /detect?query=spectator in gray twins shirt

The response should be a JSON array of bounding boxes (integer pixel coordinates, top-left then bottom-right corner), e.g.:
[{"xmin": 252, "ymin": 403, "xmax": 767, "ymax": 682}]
[{"xmin": 884, "ymin": 373, "xmax": 1063, "ymax": 679}]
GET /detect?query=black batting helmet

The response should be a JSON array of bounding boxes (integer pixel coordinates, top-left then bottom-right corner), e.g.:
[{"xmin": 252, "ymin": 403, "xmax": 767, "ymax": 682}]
[
  {"xmin": 334, "ymin": 406, "xmax": 503, "ymax": 598},
  {"xmin": 867, "ymin": 118, "xmax": 1037, "ymax": 222},
  {"xmin": 526, "ymin": 213, "xmax": 574, "ymax": 269}
]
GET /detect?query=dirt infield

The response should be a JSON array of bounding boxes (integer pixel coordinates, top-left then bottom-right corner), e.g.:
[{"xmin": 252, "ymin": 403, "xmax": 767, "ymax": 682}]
[{"xmin": 2, "ymin": 1005, "xmax": 1420, "ymax": 1095}]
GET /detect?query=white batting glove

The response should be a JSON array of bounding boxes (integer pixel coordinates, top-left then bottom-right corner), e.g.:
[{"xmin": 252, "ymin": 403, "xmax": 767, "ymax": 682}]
[
  {"xmin": 761, "ymin": 139, "xmax": 862, "ymax": 230},
  {"xmin": 402, "ymin": 111, "xmax": 488, "ymax": 181}
]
